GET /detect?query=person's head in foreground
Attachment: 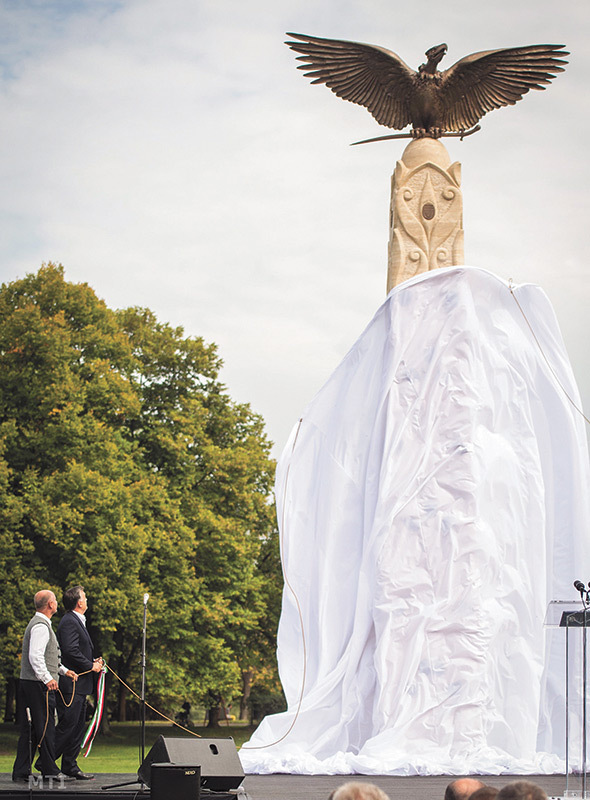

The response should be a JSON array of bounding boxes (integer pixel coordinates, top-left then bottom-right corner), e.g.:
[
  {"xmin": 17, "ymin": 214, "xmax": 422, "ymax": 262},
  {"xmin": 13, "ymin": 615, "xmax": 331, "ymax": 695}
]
[
  {"xmin": 329, "ymin": 781, "xmax": 390, "ymax": 800},
  {"xmin": 470, "ymin": 787, "xmax": 499, "ymax": 800},
  {"xmin": 445, "ymin": 778, "xmax": 486, "ymax": 800},
  {"xmin": 496, "ymin": 781, "xmax": 547, "ymax": 800}
]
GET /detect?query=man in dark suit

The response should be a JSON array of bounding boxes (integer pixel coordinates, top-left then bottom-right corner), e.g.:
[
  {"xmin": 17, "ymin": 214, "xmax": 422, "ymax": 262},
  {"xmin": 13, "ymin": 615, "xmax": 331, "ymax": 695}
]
[{"xmin": 54, "ymin": 586, "xmax": 102, "ymax": 781}]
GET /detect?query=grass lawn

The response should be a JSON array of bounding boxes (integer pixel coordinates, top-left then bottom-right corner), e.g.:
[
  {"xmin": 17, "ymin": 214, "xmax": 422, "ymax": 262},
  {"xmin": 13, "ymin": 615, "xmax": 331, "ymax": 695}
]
[{"xmin": 0, "ymin": 721, "xmax": 258, "ymax": 774}]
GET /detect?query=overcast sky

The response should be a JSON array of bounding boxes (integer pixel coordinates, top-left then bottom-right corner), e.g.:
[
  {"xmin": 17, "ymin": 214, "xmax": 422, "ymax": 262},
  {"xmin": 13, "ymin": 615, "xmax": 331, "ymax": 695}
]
[{"xmin": 1, "ymin": 0, "xmax": 588, "ymax": 457}]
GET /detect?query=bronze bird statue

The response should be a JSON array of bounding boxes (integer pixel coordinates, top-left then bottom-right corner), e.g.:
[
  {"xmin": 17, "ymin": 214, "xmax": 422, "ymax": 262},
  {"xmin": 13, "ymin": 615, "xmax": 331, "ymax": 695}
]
[{"xmin": 285, "ymin": 33, "xmax": 569, "ymax": 139}]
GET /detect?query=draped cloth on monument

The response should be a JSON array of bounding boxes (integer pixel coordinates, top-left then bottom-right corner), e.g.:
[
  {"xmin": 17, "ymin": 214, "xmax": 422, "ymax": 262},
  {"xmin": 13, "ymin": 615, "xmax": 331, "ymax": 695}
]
[{"xmin": 240, "ymin": 266, "xmax": 590, "ymax": 776}]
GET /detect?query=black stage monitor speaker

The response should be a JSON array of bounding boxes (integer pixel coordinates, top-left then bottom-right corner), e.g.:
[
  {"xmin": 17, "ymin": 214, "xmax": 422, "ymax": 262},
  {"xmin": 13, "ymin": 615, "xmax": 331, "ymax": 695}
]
[
  {"xmin": 139, "ymin": 736, "xmax": 244, "ymax": 792},
  {"xmin": 151, "ymin": 763, "xmax": 200, "ymax": 800}
]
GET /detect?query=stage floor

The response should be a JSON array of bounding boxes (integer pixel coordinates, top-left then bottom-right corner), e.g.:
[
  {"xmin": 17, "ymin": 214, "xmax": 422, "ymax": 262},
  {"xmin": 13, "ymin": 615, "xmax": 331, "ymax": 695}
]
[{"xmin": 0, "ymin": 772, "xmax": 571, "ymax": 800}]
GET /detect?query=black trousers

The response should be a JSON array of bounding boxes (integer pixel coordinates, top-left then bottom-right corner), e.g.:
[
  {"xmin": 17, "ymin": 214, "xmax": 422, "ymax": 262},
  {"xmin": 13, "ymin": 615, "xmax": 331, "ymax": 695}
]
[
  {"xmin": 55, "ymin": 684, "xmax": 87, "ymax": 775},
  {"xmin": 12, "ymin": 680, "xmax": 59, "ymax": 779}
]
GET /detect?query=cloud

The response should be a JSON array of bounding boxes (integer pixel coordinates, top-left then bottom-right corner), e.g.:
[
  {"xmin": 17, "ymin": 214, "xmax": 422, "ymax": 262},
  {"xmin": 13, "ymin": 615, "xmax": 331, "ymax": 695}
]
[{"xmin": 0, "ymin": 0, "xmax": 588, "ymax": 454}]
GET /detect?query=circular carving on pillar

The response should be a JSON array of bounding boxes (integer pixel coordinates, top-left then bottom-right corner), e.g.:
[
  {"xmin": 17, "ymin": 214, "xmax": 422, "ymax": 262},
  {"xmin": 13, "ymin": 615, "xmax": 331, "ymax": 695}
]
[{"xmin": 422, "ymin": 202, "xmax": 435, "ymax": 220}]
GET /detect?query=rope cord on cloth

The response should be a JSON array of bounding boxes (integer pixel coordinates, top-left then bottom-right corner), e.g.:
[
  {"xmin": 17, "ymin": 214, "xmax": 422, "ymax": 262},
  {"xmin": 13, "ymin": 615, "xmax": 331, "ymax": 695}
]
[
  {"xmin": 508, "ymin": 281, "xmax": 590, "ymax": 426},
  {"xmin": 242, "ymin": 418, "xmax": 308, "ymax": 750}
]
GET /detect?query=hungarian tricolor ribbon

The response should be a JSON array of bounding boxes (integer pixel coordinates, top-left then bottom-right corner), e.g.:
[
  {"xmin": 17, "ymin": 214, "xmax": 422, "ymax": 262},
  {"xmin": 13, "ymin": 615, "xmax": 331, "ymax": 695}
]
[{"xmin": 81, "ymin": 666, "xmax": 107, "ymax": 757}]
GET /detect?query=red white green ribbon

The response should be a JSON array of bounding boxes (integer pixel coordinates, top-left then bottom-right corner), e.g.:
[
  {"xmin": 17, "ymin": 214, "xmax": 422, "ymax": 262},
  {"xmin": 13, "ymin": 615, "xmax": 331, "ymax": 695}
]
[{"xmin": 81, "ymin": 666, "xmax": 107, "ymax": 757}]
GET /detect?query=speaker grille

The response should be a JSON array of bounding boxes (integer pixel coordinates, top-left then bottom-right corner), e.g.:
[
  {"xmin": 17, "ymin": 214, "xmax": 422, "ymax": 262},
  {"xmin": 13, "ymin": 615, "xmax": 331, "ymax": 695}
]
[{"xmin": 151, "ymin": 763, "xmax": 200, "ymax": 800}]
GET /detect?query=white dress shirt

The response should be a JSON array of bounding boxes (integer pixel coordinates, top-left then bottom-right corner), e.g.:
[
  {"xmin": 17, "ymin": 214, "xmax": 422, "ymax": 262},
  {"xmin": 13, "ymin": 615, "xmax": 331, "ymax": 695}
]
[{"xmin": 29, "ymin": 612, "xmax": 68, "ymax": 684}]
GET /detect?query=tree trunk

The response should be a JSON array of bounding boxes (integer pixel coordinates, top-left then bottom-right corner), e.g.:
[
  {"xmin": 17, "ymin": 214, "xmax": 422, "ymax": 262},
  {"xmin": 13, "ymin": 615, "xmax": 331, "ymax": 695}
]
[
  {"xmin": 207, "ymin": 705, "xmax": 221, "ymax": 728},
  {"xmin": 240, "ymin": 668, "xmax": 253, "ymax": 721},
  {"xmin": 4, "ymin": 677, "xmax": 16, "ymax": 723},
  {"xmin": 100, "ymin": 712, "xmax": 112, "ymax": 735},
  {"xmin": 118, "ymin": 681, "xmax": 127, "ymax": 722}
]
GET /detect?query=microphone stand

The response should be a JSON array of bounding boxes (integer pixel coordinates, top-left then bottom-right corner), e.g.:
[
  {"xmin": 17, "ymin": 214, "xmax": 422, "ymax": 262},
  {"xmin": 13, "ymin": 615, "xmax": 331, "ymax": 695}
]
[
  {"xmin": 26, "ymin": 707, "xmax": 33, "ymax": 799},
  {"xmin": 574, "ymin": 581, "xmax": 589, "ymax": 799},
  {"xmin": 141, "ymin": 593, "xmax": 148, "ymax": 769},
  {"xmin": 584, "ymin": 590, "xmax": 588, "ymax": 800}
]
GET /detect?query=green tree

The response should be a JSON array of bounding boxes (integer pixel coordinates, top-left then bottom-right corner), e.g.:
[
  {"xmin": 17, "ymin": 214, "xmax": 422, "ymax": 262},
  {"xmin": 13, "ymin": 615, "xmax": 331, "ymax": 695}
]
[{"xmin": 0, "ymin": 264, "xmax": 281, "ymax": 723}]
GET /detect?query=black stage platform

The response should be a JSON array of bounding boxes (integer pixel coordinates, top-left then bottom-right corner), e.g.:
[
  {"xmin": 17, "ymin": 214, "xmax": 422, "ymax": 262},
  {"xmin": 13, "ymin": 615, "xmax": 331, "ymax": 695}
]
[{"xmin": 0, "ymin": 773, "xmax": 571, "ymax": 800}]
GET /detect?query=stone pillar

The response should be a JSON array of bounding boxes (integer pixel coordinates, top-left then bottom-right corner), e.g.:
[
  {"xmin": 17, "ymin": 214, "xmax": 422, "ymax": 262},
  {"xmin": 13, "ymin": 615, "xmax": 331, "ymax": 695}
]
[{"xmin": 386, "ymin": 138, "xmax": 464, "ymax": 293}]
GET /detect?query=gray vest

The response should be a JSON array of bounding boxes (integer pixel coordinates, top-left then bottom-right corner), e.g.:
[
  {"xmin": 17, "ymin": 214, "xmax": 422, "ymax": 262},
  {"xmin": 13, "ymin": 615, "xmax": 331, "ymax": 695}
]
[{"xmin": 20, "ymin": 615, "xmax": 60, "ymax": 682}]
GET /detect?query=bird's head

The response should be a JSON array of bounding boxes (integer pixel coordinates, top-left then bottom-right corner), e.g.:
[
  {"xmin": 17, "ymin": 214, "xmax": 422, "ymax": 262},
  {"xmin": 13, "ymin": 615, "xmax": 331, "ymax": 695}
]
[{"xmin": 420, "ymin": 43, "xmax": 448, "ymax": 74}]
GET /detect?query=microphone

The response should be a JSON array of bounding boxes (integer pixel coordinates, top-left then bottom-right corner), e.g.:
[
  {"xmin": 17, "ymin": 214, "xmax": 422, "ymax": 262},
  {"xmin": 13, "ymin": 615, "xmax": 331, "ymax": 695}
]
[
  {"xmin": 143, "ymin": 593, "xmax": 149, "ymax": 606},
  {"xmin": 574, "ymin": 580, "xmax": 586, "ymax": 594}
]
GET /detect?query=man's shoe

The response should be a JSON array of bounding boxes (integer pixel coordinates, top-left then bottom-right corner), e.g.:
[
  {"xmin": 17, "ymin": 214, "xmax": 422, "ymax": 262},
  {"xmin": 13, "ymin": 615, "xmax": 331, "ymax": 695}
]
[
  {"xmin": 12, "ymin": 774, "xmax": 29, "ymax": 783},
  {"xmin": 67, "ymin": 771, "xmax": 95, "ymax": 780}
]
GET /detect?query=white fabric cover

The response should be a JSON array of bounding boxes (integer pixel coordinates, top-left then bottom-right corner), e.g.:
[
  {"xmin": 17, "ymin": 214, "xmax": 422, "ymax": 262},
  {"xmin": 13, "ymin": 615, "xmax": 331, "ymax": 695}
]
[{"xmin": 240, "ymin": 266, "xmax": 590, "ymax": 775}]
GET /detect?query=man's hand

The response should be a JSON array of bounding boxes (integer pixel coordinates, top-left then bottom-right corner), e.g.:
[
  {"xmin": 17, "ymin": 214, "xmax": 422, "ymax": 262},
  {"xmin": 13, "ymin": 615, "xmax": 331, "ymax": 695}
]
[
  {"xmin": 92, "ymin": 657, "xmax": 104, "ymax": 672},
  {"xmin": 46, "ymin": 679, "xmax": 58, "ymax": 691},
  {"xmin": 65, "ymin": 669, "xmax": 78, "ymax": 681}
]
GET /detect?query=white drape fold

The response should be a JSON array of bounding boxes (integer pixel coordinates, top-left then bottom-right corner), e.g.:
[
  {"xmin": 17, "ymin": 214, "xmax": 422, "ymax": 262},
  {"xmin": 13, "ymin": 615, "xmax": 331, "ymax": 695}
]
[{"xmin": 241, "ymin": 267, "xmax": 590, "ymax": 775}]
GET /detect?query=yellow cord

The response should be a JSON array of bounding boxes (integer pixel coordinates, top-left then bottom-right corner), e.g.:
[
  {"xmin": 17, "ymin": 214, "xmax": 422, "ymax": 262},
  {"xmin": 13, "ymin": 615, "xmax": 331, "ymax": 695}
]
[
  {"xmin": 38, "ymin": 668, "xmax": 92, "ymax": 748},
  {"xmin": 104, "ymin": 662, "xmax": 201, "ymax": 738}
]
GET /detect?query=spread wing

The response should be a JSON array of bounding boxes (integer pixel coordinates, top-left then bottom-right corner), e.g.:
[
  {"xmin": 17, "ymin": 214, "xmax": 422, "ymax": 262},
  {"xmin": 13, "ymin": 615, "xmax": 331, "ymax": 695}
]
[
  {"xmin": 439, "ymin": 44, "xmax": 569, "ymax": 131},
  {"xmin": 285, "ymin": 32, "xmax": 416, "ymax": 130}
]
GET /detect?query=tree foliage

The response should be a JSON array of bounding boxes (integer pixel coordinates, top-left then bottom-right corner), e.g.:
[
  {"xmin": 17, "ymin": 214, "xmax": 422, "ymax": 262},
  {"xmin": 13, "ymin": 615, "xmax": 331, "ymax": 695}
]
[{"xmin": 0, "ymin": 264, "xmax": 281, "ymax": 721}]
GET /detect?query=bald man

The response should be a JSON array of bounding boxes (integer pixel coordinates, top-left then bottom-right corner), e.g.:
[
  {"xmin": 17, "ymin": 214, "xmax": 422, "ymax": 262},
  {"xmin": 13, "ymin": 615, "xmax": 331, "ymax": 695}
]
[
  {"xmin": 445, "ymin": 779, "xmax": 487, "ymax": 800},
  {"xmin": 12, "ymin": 590, "xmax": 77, "ymax": 783},
  {"xmin": 329, "ymin": 782, "xmax": 390, "ymax": 800}
]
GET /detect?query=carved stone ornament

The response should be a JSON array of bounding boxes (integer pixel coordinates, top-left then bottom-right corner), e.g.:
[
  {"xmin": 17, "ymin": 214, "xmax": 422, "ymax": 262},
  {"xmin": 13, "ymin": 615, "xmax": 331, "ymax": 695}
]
[{"xmin": 387, "ymin": 138, "xmax": 464, "ymax": 292}]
